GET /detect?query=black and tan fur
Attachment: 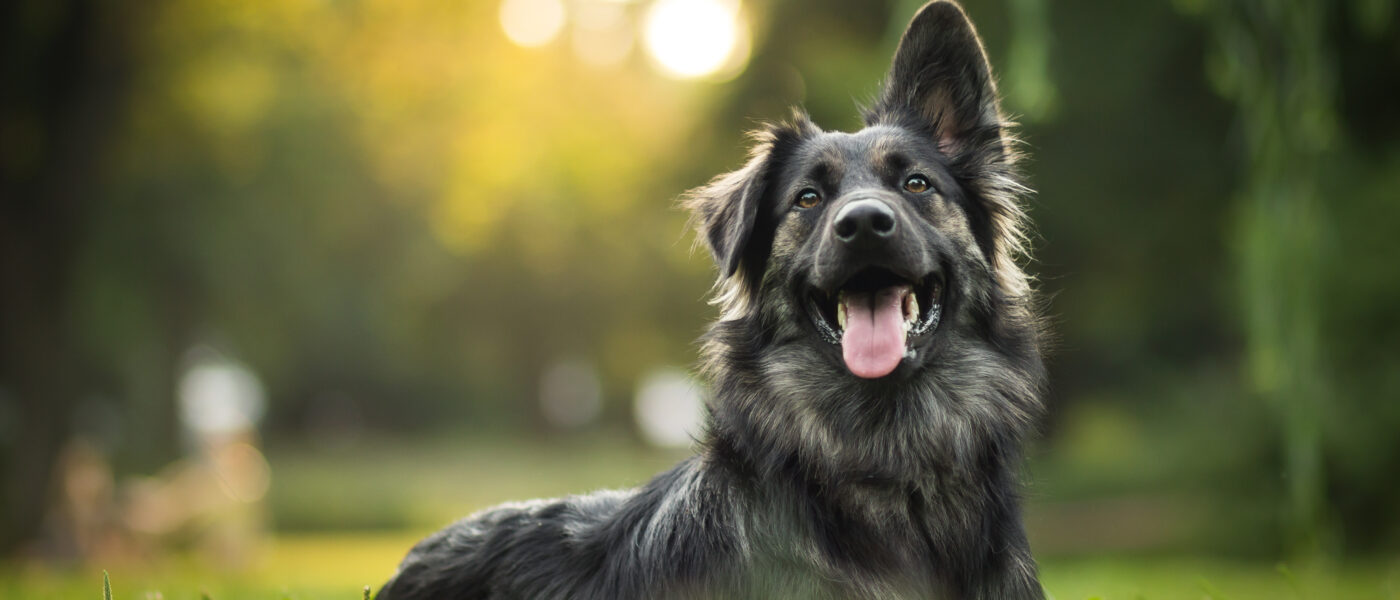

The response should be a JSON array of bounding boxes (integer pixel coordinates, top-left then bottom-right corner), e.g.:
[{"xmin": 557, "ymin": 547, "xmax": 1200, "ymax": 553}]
[{"xmin": 378, "ymin": 2, "xmax": 1046, "ymax": 598}]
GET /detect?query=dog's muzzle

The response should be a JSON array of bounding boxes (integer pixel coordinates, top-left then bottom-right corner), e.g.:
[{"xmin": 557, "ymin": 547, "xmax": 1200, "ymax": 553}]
[{"xmin": 806, "ymin": 197, "xmax": 943, "ymax": 379}]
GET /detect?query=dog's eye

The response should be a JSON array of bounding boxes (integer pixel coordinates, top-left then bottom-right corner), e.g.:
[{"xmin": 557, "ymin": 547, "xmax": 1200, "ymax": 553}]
[
  {"xmin": 795, "ymin": 189, "xmax": 822, "ymax": 209},
  {"xmin": 903, "ymin": 175, "xmax": 932, "ymax": 194}
]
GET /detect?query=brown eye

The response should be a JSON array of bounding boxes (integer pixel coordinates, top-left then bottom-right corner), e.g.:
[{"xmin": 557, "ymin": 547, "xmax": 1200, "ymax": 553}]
[
  {"xmin": 903, "ymin": 175, "xmax": 931, "ymax": 194},
  {"xmin": 795, "ymin": 189, "xmax": 822, "ymax": 209}
]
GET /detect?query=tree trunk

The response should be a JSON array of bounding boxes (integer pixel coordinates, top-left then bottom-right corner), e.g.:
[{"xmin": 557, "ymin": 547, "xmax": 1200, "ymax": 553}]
[{"xmin": 0, "ymin": 0, "xmax": 129, "ymax": 552}]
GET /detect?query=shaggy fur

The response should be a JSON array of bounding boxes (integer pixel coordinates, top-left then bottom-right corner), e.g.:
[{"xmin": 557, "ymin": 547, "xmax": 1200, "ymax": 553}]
[{"xmin": 377, "ymin": 2, "xmax": 1046, "ymax": 598}]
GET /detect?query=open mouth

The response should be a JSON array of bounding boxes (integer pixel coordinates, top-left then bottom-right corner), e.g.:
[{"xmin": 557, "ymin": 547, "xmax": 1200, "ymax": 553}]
[{"xmin": 807, "ymin": 268, "xmax": 943, "ymax": 378}]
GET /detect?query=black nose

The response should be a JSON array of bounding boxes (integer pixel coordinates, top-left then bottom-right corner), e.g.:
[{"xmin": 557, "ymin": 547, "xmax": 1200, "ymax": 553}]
[{"xmin": 833, "ymin": 199, "xmax": 897, "ymax": 243}]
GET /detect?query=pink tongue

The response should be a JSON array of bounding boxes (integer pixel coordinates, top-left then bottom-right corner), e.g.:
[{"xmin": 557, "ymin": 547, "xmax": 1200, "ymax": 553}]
[{"xmin": 841, "ymin": 287, "xmax": 908, "ymax": 379}]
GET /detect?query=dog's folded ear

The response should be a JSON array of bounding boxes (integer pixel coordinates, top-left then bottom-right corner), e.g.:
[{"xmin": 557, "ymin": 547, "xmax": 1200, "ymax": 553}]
[
  {"xmin": 685, "ymin": 122, "xmax": 806, "ymax": 282},
  {"xmin": 687, "ymin": 149, "xmax": 768, "ymax": 280},
  {"xmin": 868, "ymin": 0, "xmax": 1004, "ymax": 160}
]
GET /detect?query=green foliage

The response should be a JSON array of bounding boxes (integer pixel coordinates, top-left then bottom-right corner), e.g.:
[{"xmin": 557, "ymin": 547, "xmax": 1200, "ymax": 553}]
[
  {"xmin": 1182, "ymin": 0, "xmax": 1400, "ymax": 555},
  {"xmin": 1198, "ymin": 0, "xmax": 1335, "ymax": 556}
]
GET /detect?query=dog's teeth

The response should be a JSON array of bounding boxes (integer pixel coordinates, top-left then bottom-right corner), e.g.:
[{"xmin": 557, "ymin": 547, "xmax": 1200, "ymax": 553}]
[
  {"xmin": 905, "ymin": 292, "xmax": 918, "ymax": 325},
  {"xmin": 836, "ymin": 299, "xmax": 847, "ymax": 331}
]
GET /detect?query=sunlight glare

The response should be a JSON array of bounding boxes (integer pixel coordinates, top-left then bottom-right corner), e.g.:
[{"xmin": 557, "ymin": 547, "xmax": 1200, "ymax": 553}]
[
  {"xmin": 643, "ymin": 0, "xmax": 743, "ymax": 79},
  {"xmin": 500, "ymin": 0, "xmax": 567, "ymax": 48}
]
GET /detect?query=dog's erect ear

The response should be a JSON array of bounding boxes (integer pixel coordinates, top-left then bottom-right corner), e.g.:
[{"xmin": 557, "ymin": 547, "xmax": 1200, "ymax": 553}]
[
  {"xmin": 868, "ymin": 1, "xmax": 1003, "ymax": 158},
  {"xmin": 685, "ymin": 123, "xmax": 802, "ymax": 281},
  {"xmin": 871, "ymin": 2, "xmax": 1033, "ymax": 299}
]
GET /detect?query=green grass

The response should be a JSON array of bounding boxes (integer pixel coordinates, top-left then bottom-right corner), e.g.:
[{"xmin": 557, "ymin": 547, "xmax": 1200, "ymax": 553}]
[
  {"xmin": 0, "ymin": 533, "xmax": 408, "ymax": 599},
  {"xmin": 1041, "ymin": 557, "xmax": 1398, "ymax": 599},
  {"xmin": 4, "ymin": 540, "xmax": 1396, "ymax": 599}
]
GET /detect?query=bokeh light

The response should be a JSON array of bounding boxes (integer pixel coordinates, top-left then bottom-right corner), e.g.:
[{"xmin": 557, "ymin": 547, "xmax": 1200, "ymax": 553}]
[
  {"xmin": 643, "ymin": 0, "xmax": 745, "ymax": 79},
  {"xmin": 572, "ymin": 1, "xmax": 635, "ymax": 68},
  {"xmin": 633, "ymin": 367, "xmax": 704, "ymax": 448},
  {"xmin": 500, "ymin": 0, "xmax": 567, "ymax": 48}
]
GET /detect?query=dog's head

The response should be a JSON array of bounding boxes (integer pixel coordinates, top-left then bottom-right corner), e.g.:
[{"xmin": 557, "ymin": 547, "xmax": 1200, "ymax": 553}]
[{"xmin": 688, "ymin": 1, "xmax": 1037, "ymax": 383}]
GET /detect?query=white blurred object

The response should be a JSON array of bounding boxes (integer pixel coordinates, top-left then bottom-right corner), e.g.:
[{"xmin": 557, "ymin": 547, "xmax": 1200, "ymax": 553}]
[
  {"xmin": 643, "ymin": 0, "xmax": 749, "ymax": 79},
  {"xmin": 539, "ymin": 359, "xmax": 603, "ymax": 429},
  {"xmin": 178, "ymin": 347, "xmax": 266, "ymax": 439},
  {"xmin": 633, "ymin": 367, "xmax": 704, "ymax": 448},
  {"xmin": 500, "ymin": 0, "xmax": 567, "ymax": 48}
]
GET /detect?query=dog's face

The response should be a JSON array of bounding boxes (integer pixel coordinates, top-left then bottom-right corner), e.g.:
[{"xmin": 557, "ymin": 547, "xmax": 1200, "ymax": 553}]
[
  {"xmin": 773, "ymin": 125, "xmax": 967, "ymax": 379},
  {"xmin": 689, "ymin": 1, "xmax": 1032, "ymax": 382}
]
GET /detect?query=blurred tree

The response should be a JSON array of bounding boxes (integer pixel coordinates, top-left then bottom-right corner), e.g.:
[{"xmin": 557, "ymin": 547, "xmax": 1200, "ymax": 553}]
[
  {"xmin": 1322, "ymin": 0, "xmax": 1400, "ymax": 553},
  {"xmin": 1196, "ymin": 0, "xmax": 1337, "ymax": 555},
  {"xmin": 0, "ymin": 0, "xmax": 133, "ymax": 551},
  {"xmin": 1185, "ymin": 0, "xmax": 1400, "ymax": 554}
]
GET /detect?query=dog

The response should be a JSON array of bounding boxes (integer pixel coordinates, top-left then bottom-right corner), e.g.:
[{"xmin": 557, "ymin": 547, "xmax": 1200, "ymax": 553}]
[{"xmin": 377, "ymin": 2, "xmax": 1046, "ymax": 598}]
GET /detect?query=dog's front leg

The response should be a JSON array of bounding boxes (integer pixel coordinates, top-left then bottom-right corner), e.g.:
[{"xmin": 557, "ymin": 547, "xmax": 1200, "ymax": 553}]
[
  {"xmin": 976, "ymin": 554, "xmax": 1045, "ymax": 600},
  {"xmin": 969, "ymin": 528, "xmax": 1046, "ymax": 600}
]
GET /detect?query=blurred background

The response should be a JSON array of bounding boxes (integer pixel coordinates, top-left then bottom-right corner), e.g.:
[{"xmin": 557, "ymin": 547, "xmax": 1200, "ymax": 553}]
[{"xmin": 2, "ymin": 0, "xmax": 1399, "ymax": 597}]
